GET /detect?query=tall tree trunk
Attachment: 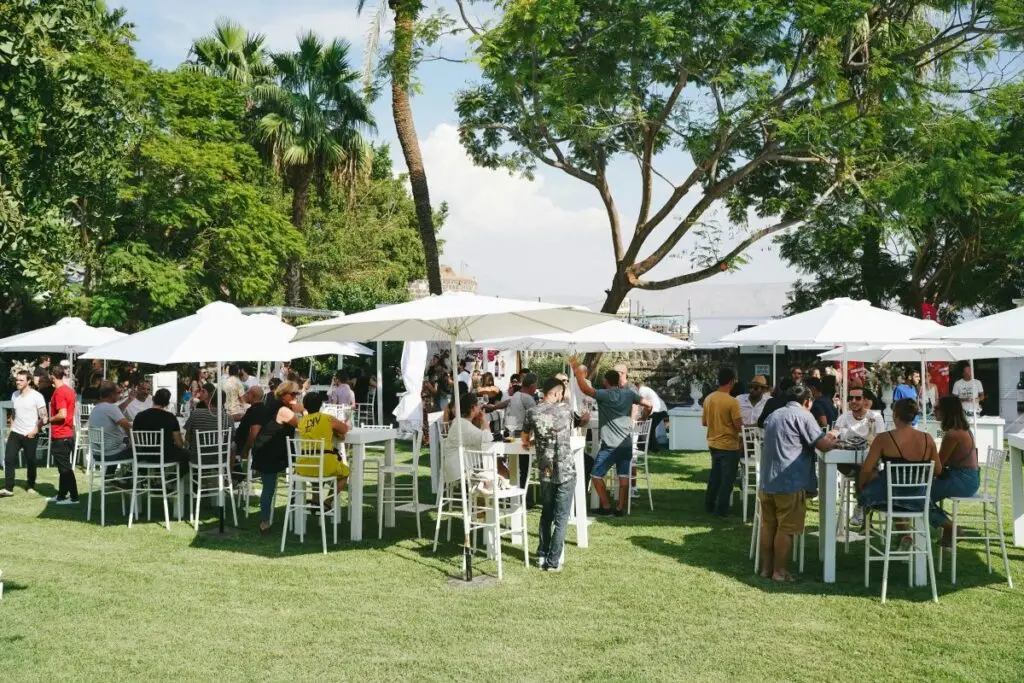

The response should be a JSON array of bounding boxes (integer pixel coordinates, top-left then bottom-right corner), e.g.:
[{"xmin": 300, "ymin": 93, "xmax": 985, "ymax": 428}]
[
  {"xmin": 287, "ymin": 166, "xmax": 314, "ymax": 306},
  {"xmin": 585, "ymin": 271, "xmax": 632, "ymax": 369},
  {"xmin": 391, "ymin": 6, "xmax": 443, "ymax": 295}
]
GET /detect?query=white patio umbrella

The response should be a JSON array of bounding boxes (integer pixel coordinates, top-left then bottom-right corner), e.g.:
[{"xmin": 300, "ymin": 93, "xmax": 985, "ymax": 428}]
[
  {"xmin": 83, "ymin": 302, "xmax": 297, "ymax": 532},
  {"xmin": 916, "ymin": 306, "xmax": 1024, "ymax": 346},
  {"xmin": 471, "ymin": 319, "xmax": 695, "ymax": 353},
  {"xmin": 293, "ymin": 291, "xmax": 612, "ymax": 579},
  {"xmin": 718, "ymin": 298, "xmax": 942, "ymax": 413},
  {"xmin": 818, "ymin": 342, "xmax": 1024, "ymax": 430},
  {"xmin": 0, "ymin": 317, "xmax": 126, "ymax": 354}
]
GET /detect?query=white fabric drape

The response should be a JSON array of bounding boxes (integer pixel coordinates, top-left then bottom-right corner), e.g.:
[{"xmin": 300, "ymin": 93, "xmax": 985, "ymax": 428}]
[{"xmin": 393, "ymin": 341, "xmax": 428, "ymax": 432}]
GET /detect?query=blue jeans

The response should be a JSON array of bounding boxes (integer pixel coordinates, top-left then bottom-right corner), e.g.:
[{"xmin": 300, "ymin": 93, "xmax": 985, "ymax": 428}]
[
  {"xmin": 929, "ymin": 467, "xmax": 980, "ymax": 526},
  {"xmin": 260, "ymin": 471, "xmax": 279, "ymax": 522},
  {"xmin": 537, "ymin": 476, "xmax": 576, "ymax": 568},
  {"xmin": 706, "ymin": 449, "xmax": 740, "ymax": 516}
]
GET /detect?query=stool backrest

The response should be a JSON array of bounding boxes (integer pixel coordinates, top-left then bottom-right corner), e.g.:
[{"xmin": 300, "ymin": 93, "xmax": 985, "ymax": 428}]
[
  {"xmin": 131, "ymin": 430, "xmax": 165, "ymax": 465},
  {"xmin": 287, "ymin": 437, "xmax": 327, "ymax": 479},
  {"xmin": 195, "ymin": 429, "xmax": 231, "ymax": 466},
  {"xmin": 884, "ymin": 462, "xmax": 934, "ymax": 514},
  {"xmin": 981, "ymin": 448, "xmax": 1008, "ymax": 498}
]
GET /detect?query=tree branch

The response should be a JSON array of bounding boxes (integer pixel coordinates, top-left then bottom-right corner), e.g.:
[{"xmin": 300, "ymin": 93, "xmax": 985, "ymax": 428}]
[
  {"xmin": 630, "ymin": 180, "xmax": 843, "ymax": 291},
  {"xmin": 636, "ymin": 68, "xmax": 689, "ymax": 229},
  {"xmin": 454, "ymin": 0, "xmax": 482, "ymax": 37}
]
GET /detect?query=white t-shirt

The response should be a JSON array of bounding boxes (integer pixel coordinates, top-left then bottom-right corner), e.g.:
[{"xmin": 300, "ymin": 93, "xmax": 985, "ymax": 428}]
[
  {"xmin": 242, "ymin": 375, "xmax": 259, "ymax": 390},
  {"xmin": 457, "ymin": 370, "xmax": 472, "ymax": 387},
  {"xmin": 123, "ymin": 396, "xmax": 153, "ymax": 421},
  {"xmin": 833, "ymin": 410, "xmax": 885, "ymax": 441},
  {"xmin": 10, "ymin": 389, "xmax": 46, "ymax": 436},
  {"xmin": 637, "ymin": 385, "xmax": 667, "ymax": 413},
  {"xmin": 737, "ymin": 393, "xmax": 769, "ymax": 426},
  {"xmin": 442, "ymin": 417, "xmax": 493, "ymax": 482},
  {"xmin": 952, "ymin": 378, "xmax": 984, "ymax": 414}
]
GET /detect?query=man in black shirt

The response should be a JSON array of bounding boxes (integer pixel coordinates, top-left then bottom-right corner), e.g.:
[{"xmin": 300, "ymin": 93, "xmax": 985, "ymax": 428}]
[
  {"xmin": 758, "ymin": 389, "xmax": 790, "ymax": 429},
  {"xmin": 132, "ymin": 389, "xmax": 189, "ymax": 465}
]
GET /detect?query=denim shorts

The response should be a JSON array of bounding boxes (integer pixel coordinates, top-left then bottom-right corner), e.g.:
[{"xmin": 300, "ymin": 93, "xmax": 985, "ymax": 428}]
[{"xmin": 591, "ymin": 445, "xmax": 633, "ymax": 479}]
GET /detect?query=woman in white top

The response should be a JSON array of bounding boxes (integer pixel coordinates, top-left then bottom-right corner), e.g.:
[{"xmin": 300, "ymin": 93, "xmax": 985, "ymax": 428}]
[{"xmin": 442, "ymin": 394, "xmax": 493, "ymax": 484}]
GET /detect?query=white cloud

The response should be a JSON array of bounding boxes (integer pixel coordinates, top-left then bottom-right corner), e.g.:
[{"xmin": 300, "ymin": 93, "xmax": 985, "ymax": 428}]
[{"xmin": 417, "ymin": 124, "xmax": 616, "ymax": 306}]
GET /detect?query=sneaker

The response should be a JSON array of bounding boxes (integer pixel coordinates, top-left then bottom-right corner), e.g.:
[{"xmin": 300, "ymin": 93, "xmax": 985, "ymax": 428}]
[
  {"xmin": 614, "ymin": 508, "xmax": 626, "ymax": 518},
  {"xmin": 56, "ymin": 498, "xmax": 78, "ymax": 506},
  {"xmin": 536, "ymin": 556, "xmax": 547, "ymax": 569},
  {"xmin": 26, "ymin": 487, "xmax": 37, "ymax": 495},
  {"xmin": 593, "ymin": 506, "xmax": 612, "ymax": 517},
  {"xmin": 631, "ymin": 487, "xmax": 640, "ymax": 499},
  {"xmin": 849, "ymin": 506, "xmax": 864, "ymax": 528},
  {"xmin": 0, "ymin": 489, "xmax": 13, "ymax": 498},
  {"xmin": 545, "ymin": 563, "xmax": 563, "ymax": 573}
]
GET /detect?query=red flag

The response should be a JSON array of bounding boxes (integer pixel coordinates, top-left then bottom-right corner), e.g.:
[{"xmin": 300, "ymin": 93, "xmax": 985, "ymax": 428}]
[{"xmin": 921, "ymin": 302, "xmax": 949, "ymax": 396}]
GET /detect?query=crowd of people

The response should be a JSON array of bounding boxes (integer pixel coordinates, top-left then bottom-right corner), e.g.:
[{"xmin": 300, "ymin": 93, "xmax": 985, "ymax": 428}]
[{"xmin": 699, "ymin": 362, "xmax": 984, "ymax": 582}]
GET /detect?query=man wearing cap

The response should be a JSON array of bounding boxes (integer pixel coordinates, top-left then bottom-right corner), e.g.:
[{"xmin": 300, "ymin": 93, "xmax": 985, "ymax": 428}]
[{"xmin": 738, "ymin": 375, "xmax": 771, "ymax": 426}]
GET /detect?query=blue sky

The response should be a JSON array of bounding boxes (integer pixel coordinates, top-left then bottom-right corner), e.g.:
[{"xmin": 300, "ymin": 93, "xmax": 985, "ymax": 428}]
[{"xmin": 115, "ymin": 0, "xmax": 797, "ymax": 319}]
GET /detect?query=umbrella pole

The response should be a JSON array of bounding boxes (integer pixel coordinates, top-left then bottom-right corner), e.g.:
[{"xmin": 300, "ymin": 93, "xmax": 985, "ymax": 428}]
[
  {"xmin": 841, "ymin": 345, "xmax": 848, "ymax": 415},
  {"xmin": 921, "ymin": 356, "xmax": 928, "ymax": 430},
  {"xmin": 451, "ymin": 335, "xmax": 472, "ymax": 581},
  {"xmin": 103, "ymin": 360, "xmax": 107, "ymax": 380},
  {"xmin": 376, "ymin": 341, "xmax": 383, "ymax": 426},
  {"xmin": 217, "ymin": 359, "xmax": 225, "ymax": 534},
  {"xmin": 970, "ymin": 358, "xmax": 978, "ymax": 435},
  {"xmin": 771, "ymin": 344, "xmax": 777, "ymax": 392}
]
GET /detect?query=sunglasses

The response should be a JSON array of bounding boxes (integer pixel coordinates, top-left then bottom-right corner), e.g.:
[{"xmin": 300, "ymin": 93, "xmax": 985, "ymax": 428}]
[{"xmin": 847, "ymin": 395, "xmax": 864, "ymax": 401}]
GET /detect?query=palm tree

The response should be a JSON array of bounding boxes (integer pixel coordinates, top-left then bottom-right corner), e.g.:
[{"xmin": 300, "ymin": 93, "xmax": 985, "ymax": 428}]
[
  {"xmin": 357, "ymin": 0, "xmax": 444, "ymax": 296},
  {"xmin": 183, "ymin": 18, "xmax": 273, "ymax": 85},
  {"xmin": 256, "ymin": 32, "xmax": 376, "ymax": 305}
]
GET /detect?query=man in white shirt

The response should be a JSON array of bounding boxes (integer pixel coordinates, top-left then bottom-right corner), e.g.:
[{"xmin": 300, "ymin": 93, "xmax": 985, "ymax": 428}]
[
  {"xmin": 119, "ymin": 381, "xmax": 154, "ymax": 422},
  {"xmin": 2, "ymin": 370, "xmax": 48, "ymax": 496},
  {"xmin": 456, "ymin": 358, "xmax": 472, "ymax": 388},
  {"xmin": 952, "ymin": 365, "xmax": 984, "ymax": 415},
  {"xmin": 831, "ymin": 387, "xmax": 885, "ymax": 441},
  {"xmin": 737, "ymin": 375, "xmax": 771, "ymax": 426},
  {"xmin": 635, "ymin": 379, "xmax": 668, "ymax": 452},
  {"xmin": 240, "ymin": 366, "xmax": 259, "ymax": 390}
]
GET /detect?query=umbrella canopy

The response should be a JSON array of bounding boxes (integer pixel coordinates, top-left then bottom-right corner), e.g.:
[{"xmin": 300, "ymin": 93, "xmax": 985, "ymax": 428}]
[
  {"xmin": 818, "ymin": 343, "xmax": 1024, "ymax": 363},
  {"xmin": 81, "ymin": 302, "xmax": 292, "ymax": 363},
  {"xmin": 916, "ymin": 307, "xmax": 1024, "ymax": 346},
  {"xmin": 244, "ymin": 314, "xmax": 372, "ymax": 360},
  {"xmin": 467, "ymin": 319, "xmax": 694, "ymax": 353},
  {"xmin": 0, "ymin": 317, "xmax": 126, "ymax": 354},
  {"xmin": 292, "ymin": 292, "xmax": 612, "ymax": 344},
  {"xmin": 717, "ymin": 298, "xmax": 941, "ymax": 345}
]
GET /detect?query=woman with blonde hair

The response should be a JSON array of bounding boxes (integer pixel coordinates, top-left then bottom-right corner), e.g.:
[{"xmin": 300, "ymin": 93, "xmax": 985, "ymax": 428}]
[{"xmin": 247, "ymin": 381, "xmax": 303, "ymax": 533}]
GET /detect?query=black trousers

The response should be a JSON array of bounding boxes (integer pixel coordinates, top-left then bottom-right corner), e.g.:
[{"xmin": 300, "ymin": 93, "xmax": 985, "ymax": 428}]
[
  {"xmin": 51, "ymin": 437, "xmax": 78, "ymax": 501},
  {"xmin": 5, "ymin": 431, "xmax": 39, "ymax": 491},
  {"xmin": 647, "ymin": 411, "xmax": 668, "ymax": 452}
]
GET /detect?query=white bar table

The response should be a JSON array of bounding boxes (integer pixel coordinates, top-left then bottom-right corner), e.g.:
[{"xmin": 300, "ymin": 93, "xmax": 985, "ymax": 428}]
[
  {"xmin": 1007, "ymin": 433, "xmax": 1024, "ymax": 547},
  {"xmin": 817, "ymin": 447, "xmax": 926, "ymax": 585},
  {"xmin": 345, "ymin": 427, "xmax": 397, "ymax": 542}
]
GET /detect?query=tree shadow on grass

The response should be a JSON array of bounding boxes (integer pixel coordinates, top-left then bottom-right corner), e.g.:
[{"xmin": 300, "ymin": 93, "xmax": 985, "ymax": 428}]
[{"xmin": 629, "ymin": 525, "xmax": 1015, "ymax": 601}]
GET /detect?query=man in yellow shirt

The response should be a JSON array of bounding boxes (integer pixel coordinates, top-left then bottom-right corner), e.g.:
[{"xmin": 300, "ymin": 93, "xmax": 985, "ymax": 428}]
[
  {"xmin": 702, "ymin": 367, "xmax": 743, "ymax": 516},
  {"xmin": 296, "ymin": 394, "xmax": 351, "ymax": 498}
]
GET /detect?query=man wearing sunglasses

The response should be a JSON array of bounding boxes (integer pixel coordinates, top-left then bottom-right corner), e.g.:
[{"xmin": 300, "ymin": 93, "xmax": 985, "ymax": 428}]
[{"xmin": 831, "ymin": 388, "xmax": 885, "ymax": 442}]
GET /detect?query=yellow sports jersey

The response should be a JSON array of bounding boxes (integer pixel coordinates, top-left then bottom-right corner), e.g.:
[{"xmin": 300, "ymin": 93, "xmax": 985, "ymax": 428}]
[{"xmin": 295, "ymin": 412, "xmax": 349, "ymax": 478}]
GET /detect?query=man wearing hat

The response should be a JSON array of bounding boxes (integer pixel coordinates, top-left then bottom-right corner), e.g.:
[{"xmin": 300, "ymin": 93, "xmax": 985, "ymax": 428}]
[{"xmin": 738, "ymin": 375, "xmax": 771, "ymax": 426}]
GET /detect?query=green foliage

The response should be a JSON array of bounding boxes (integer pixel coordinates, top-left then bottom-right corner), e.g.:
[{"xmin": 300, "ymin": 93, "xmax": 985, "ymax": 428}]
[
  {"xmin": 182, "ymin": 18, "xmax": 274, "ymax": 85},
  {"xmin": 779, "ymin": 84, "xmax": 1024, "ymax": 321},
  {"xmin": 457, "ymin": 0, "xmax": 1024, "ymax": 310}
]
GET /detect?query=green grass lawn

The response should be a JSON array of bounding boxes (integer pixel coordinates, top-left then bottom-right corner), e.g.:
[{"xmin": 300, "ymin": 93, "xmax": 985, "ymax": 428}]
[{"xmin": 2, "ymin": 449, "xmax": 1023, "ymax": 682}]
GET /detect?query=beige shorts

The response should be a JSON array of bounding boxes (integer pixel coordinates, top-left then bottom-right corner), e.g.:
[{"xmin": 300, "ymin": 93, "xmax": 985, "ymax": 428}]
[{"xmin": 758, "ymin": 490, "xmax": 806, "ymax": 534}]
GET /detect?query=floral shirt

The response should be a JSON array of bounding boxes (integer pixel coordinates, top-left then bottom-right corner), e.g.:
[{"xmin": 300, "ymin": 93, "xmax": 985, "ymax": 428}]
[{"xmin": 523, "ymin": 401, "xmax": 575, "ymax": 485}]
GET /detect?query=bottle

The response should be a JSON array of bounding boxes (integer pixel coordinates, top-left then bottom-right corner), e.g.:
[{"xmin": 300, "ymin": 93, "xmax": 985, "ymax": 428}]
[{"xmin": 1016, "ymin": 371, "xmax": 1024, "ymax": 414}]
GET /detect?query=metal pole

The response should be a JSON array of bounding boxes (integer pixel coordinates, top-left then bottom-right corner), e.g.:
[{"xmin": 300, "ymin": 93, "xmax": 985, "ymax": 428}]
[
  {"xmin": 376, "ymin": 341, "xmax": 384, "ymax": 425},
  {"xmin": 970, "ymin": 358, "xmax": 978, "ymax": 436},
  {"xmin": 451, "ymin": 336, "xmax": 472, "ymax": 581},
  {"xmin": 771, "ymin": 344, "xmax": 777, "ymax": 392},
  {"xmin": 217, "ymin": 359, "xmax": 225, "ymax": 534},
  {"xmin": 841, "ymin": 345, "xmax": 848, "ymax": 415}
]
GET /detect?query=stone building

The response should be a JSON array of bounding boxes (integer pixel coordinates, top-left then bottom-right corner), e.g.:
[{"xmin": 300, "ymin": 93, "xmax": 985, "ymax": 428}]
[{"xmin": 408, "ymin": 264, "xmax": 477, "ymax": 299}]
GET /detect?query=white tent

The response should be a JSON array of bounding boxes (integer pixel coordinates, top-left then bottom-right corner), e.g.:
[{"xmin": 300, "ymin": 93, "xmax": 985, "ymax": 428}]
[
  {"xmin": 0, "ymin": 317, "xmax": 126, "ymax": 354},
  {"xmin": 469, "ymin": 319, "xmax": 694, "ymax": 353},
  {"xmin": 82, "ymin": 302, "xmax": 299, "ymax": 532},
  {"xmin": 916, "ymin": 306, "xmax": 1024, "ymax": 346},
  {"xmin": 718, "ymin": 298, "xmax": 942, "ymax": 413},
  {"xmin": 293, "ymin": 292, "xmax": 611, "ymax": 579}
]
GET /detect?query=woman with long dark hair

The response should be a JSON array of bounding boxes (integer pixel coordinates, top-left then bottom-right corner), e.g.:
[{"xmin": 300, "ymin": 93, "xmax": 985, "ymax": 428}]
[{"xmin": 930, "ymin": 395, "xmax": 981, "ymax": 546}]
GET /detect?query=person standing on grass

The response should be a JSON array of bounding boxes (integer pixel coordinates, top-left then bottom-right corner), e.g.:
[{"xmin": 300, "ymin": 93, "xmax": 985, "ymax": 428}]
[
  {"xmin": 522, "ymin": 378, "xmax": 576, "ymax": 571},
  {"xmin": 570, "ymin": 357, "xmax": 652, "ymax": 517},
  {"xmin": 702, "ymin": 367, "xmax": 743, "ymax": 517},
  {"xmin": 759, "ymin": 385, "xmax": 836, "ymax": 581},
  {"xmin": 1, "ymin": 370, "xmax": 48, "ymax": 497},
  {"xmin": 46, "ymin": 366, "xmax": 79, "ymax": 504}
]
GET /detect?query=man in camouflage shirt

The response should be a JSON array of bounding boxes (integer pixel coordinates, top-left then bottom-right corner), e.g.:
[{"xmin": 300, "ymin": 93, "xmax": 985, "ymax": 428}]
[{"xmin": 523, "ymin": 378, "xmax": 577, "ymax": 571}]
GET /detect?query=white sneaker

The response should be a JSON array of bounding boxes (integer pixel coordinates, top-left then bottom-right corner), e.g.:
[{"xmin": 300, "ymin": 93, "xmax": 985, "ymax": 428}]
[
  {"xmin": 56, "ymin": 498, "xmax": 78, "ymax": 506},
  {"xmin": 631, "ymin": 487, "xmax": 640, "ymax": 498},
  {"xmin": 536, "ymin": 556, "xmax": 547, "ymax": 569},
  {"xmin": 850, "ymin": 506, "xmax": 864, "ymax": 527},
  {"xmin": 0, "ymin": 489, "xmax": 14, "ymax": 498}
]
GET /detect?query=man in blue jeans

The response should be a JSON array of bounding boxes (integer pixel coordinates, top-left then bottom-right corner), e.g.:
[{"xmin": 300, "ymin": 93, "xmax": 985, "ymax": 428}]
[
  {"xmin": 702, "ymin": 367, "xmax": 743, "ymax": 516},
  {"xmin": 570, "ymin": 358, "xmax": 652, "ymax": 517}
]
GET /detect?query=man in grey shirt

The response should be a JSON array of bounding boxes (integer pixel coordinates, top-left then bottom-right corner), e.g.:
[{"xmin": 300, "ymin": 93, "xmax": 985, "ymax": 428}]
[
  {"xmin": 571, "ymin": 358, "xmax": 651, "ymax": 516},
  {"xmin": 758, "ymin": 385, "xmax": 836, "ymax": 582},
  {"xmin": 88, "ymin": 382, "xmax": 133, "ymax": 479}
]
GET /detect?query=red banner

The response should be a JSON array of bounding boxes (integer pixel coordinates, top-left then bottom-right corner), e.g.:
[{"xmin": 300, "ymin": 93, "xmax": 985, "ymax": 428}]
[{"xmin": 921, "ymin": 303, "xmax": 949, "ymax": 397}]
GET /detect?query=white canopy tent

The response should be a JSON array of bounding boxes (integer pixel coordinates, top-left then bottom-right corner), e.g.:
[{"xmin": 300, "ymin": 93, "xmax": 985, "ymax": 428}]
[
  {"xmin": 819, "ymin": 342, "xmax": 1024, "ymax": 429},
  {"xmin": 917, "ymin": 306, "xmax": 1024, "ymax": 346},
  {"xmin": 471, "ymin": 319, "xmax": 695, "ymax": 353},
  {"xmin": 718, "ymin": 298, "xmax": 942, "ymax": 413},
  {"xmin": 82, "ymin": 302, "xmax": 304, "ymax": 532},
  {"xmin": 293, "ymin": 291, "xmax": 612, "ymax": 580}
]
